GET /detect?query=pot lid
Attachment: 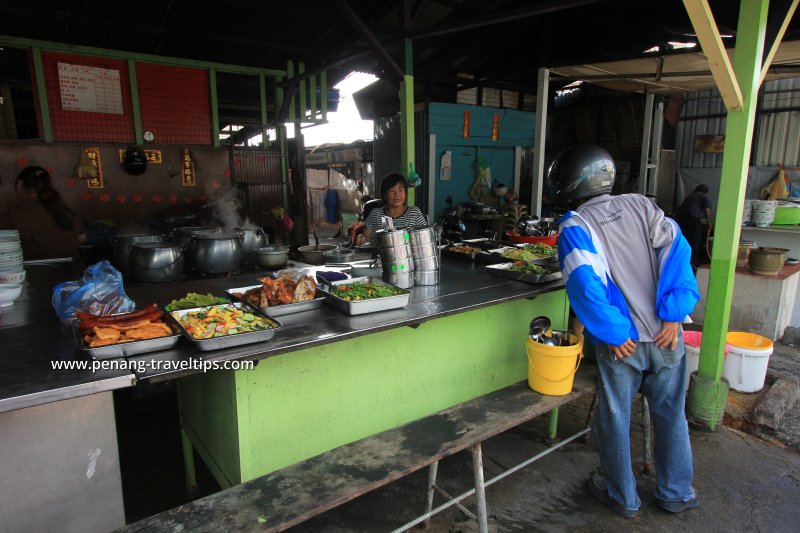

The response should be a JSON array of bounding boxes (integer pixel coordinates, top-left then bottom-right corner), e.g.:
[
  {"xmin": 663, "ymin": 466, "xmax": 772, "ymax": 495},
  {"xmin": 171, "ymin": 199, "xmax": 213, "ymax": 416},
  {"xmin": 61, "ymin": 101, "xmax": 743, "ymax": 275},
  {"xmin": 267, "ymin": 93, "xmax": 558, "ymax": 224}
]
[
  {"xmin": 131, "ymin": 242, "xmax": 181, "ymax": 249},
  {"xmin": 193, "ymin": 230, "xmax": 242, "ymax": 239}
]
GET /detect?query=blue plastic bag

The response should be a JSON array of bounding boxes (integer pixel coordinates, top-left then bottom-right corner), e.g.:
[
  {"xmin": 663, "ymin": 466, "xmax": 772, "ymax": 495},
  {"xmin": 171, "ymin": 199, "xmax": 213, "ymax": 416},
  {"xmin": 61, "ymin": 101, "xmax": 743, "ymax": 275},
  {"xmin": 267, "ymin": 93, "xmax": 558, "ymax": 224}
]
[{"xmin": 52, "ymin": 260, "xmax": 135, "ymax": 325}]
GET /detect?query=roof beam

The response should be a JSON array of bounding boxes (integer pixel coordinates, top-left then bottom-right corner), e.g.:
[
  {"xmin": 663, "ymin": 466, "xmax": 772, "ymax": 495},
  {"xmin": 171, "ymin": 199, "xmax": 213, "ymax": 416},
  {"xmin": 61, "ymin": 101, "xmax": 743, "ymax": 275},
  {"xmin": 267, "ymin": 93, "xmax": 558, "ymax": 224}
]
[
  {"xmin": 411, "ymin": 0, "xmax": 604, "ymax": 39},
  {"xmin": 760, "ymin": 0, "xmax": 799, "ymax": 84},
  {"xmin": 682, "ymin": 0, "xmax": 743, "ymax": 110},
  {"xmin": 332, "ymin": 0, "xmax": 405, "ymax": 83}
]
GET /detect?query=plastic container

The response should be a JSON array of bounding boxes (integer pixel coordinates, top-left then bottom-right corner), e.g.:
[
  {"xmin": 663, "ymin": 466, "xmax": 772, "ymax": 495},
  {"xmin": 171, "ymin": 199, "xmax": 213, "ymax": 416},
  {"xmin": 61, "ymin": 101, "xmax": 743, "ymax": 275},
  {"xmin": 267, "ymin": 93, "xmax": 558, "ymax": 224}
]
[
  {"xmin": 506, "ymin": 231, "xmax": 558, "ymax": 247},
  {"xmin": 526, "ymin": 334, "xmax": 583, "ymax": 396},
  {"xmin": 723, "ymin": 332, "xmax": 774, "ymax": 393},
  {"xmin": 683, "ymin": 330, "xmax": 730, "ymax": 391}
]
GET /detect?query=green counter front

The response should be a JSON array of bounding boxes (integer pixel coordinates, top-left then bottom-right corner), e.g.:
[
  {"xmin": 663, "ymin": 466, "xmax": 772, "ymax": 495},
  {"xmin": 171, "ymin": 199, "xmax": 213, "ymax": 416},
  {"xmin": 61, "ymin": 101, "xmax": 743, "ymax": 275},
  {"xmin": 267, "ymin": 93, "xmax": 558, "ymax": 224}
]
[{"xmin": 178, "ymin": 291, "xmax": 568, "ymax": 487}]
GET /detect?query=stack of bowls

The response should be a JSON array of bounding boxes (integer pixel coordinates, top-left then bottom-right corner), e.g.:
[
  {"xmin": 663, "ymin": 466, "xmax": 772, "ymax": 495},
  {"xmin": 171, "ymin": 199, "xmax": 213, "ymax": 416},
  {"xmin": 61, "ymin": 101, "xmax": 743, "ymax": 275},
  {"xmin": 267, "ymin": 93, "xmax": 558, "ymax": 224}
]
[
  {"xmin": 0, "ymin": 230, "xmax": 26, "ymax": 284},
  {"xmin": 377, "ymin": 229, "xmax": 414, "ymax": 288},
  {"xmin": 751, "ymin": 200, "xmax": 778, "ymax": 227},
  {"xmin": 408, "ymin": 225, "xmax": 440, "ymax": 285}
]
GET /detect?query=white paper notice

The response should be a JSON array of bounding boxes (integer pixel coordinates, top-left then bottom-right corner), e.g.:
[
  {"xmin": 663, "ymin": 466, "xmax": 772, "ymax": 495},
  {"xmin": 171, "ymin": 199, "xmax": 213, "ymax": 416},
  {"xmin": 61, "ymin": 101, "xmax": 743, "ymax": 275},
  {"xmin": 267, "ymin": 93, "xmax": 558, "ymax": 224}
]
[{"xmin": 58, "ymin": 62, "xmax": 123, "ymax": 114}]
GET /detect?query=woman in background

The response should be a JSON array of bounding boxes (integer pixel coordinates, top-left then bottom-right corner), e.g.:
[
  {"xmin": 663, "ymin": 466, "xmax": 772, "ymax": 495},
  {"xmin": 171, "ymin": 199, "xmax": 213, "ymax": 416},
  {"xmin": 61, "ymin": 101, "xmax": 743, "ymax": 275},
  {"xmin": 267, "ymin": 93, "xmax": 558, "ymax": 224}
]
[
  {"xmin": 355, "ymin": 173, "xmax": 427, "ymax": 245},
  {"xmin": 0, "ymin": 166, "xmax": 86, "ymax": 263}
]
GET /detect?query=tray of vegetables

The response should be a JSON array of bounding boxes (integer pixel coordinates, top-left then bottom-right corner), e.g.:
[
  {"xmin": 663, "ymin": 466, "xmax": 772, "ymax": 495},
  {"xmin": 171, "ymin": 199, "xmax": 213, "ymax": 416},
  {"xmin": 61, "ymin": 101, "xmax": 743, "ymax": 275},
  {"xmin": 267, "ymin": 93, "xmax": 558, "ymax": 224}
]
[
  {"xmin": 498, "ymin": 243, "xmax": 559, "ymax": 264},
  {"xmin": 318, "ymin": 276, "xmax": 410, "ymax": 315},
  {"xmin": 484, "ymin": 261, "xmax": 563, "ymax": 284},
  {"xmin": 168, "ymin": 302, "xmax": 281, "ymax": 351},
  {"xmin": 164, "ymin": 292, "xmax": 229, "ymax": 312}
]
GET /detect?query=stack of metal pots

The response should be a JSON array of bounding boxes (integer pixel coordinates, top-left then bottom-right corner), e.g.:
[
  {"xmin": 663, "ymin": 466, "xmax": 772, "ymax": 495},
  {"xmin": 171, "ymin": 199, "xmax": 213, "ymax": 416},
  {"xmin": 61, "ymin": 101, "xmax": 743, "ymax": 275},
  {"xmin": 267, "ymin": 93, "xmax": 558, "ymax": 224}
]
[
  {"xmin": 377, "ymin": 229, "xmax": 414, "ymax": 289},
  {"xmin": 408, "ymin": 225, "xmax": 439, "ymax": 285}
]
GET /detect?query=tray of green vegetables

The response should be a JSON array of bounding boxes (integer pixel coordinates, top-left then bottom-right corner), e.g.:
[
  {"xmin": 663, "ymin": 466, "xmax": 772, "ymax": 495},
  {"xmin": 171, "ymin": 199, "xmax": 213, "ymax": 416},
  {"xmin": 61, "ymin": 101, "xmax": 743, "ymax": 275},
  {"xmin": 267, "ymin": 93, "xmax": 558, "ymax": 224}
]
[
  {"xmin": 318, "ymin": 277, "xmax": 410, "ymax": 315},
  {"xmin": 484, "ymin": 261, "xmax": 563, "ymax": 284},
  {"xmin": 164, "ymin": 292, "xmax": 229, "ymax": 312}
]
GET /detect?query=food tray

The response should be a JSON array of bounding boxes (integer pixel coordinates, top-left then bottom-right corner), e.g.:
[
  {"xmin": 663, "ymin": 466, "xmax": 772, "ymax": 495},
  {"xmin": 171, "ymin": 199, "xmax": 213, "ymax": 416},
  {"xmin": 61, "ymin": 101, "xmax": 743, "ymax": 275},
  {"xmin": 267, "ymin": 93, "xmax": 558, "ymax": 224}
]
[
  {"xmin": 168, "ymin": 302, "xmax": 281, "ymax": 352},
  {"xmin": 317, "ymin": 276, "xmax": 410, "ymax": 315},
  {"xmin": 72, "ymin": 319, "xmax": 182, "ymax": 360},
  {"xmin": 225, "ymin": 284, "xmax": 326, "ymax": 317},
  {"xmin": 440, "ymin": 245, "xmax": 480, "ymax": 261},
  {"xmin": 485, "ymin": 262, "xmax": 563, "ymax": 284}
]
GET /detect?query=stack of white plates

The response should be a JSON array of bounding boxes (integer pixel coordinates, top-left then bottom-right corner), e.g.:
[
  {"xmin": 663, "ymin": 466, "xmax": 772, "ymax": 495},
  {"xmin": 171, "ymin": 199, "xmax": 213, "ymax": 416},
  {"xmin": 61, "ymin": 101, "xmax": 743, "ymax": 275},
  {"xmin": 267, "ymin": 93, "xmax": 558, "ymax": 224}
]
[
  {"xmin": 742, "ymin": 200, "xmax": 753, "ymax": 225},
  {"xmin": 751, "ymin": 200, "xmax": 778, "ymax": 227},
  {"xmin": 0, "ymin": 230, "xmax": 26, "ymax": 283}
]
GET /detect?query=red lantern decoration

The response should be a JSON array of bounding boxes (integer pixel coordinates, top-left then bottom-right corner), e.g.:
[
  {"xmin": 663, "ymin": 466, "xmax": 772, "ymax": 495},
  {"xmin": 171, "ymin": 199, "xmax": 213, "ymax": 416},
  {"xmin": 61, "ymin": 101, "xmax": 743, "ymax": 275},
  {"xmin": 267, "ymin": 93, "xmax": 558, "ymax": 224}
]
[
  {"xmin": 65, "ymin": 178, "xmax": 76, "ymax": 188},
  {"xmin": 99, "ymin": 193, "xmax": 111, "ymax": 203},
  {"xmin": 15, "ymin": 156, "xmax": 29, "ymax": 167},
  {"xmin": 168, "ymin": 194, "xmax": 178, "ymax": 204},
  {"xmin": 116, "ymin": 194, "xmax": 127, "ymax": 204},
  {"xmin": 152, "ymin": 194, "xmax": 162, "ymax": 203},
  {"xmin": 132, "ymin": 193, "xmax": 143, "ymax": 203},
  {"xmin": 81, "ymin": 191, "xmax": 92, "ymax": 202}
]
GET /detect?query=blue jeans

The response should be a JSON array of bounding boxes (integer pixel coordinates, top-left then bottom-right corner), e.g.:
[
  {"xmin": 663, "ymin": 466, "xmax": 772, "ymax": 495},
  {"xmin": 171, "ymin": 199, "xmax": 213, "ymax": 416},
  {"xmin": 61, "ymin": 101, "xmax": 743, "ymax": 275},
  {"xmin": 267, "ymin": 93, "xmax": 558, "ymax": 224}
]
[{"xmin": 592, "ymin": 332, "xmax": 694, "ymax": 511}]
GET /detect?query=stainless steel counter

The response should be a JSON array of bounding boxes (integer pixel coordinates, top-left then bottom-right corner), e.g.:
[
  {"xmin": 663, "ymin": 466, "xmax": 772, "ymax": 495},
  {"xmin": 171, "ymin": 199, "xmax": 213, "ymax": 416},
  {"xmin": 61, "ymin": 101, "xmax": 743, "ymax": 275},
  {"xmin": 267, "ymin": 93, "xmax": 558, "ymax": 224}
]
[
  {"xmin": 0, "ymin": 258, "xmax": 564, "ymax": 410},
  {"xmin": 0, "ymin": 264, "xmax": 134, "ymax": 414}
]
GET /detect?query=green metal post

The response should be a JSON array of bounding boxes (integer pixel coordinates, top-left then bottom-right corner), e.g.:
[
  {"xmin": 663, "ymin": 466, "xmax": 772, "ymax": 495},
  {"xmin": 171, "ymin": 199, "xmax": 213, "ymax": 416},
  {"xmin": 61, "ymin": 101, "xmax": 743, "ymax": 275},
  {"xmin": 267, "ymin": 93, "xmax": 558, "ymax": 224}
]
[
  {"xmin": 400, "ymin": 38, "xmax": 416, "ymax": 206},
  {"xmin": 30, "ymin": 48, "xmax": 53, "ymax": 142},
  {"xmin": 320, "ymin": 71, "xmax": 328, "ymax": 122},
  {"xmin": 209, "ymin": 67, "xmax": 220, "ymax": 148},
  {"xmin": 309, "ymin": 73, "xmax": 317, "ymax": 123},
  {"xmin": 687, "ymin": 0, "xmax": 768, "ymax": 431},
  {"xmin": 181, "ymin": 428, "xmax": 198, "ymax": 495},
  {"xmin": 274, "ymin": 76, "xmax": 289, "ymax": 209},
  {"xmin": 259, "ymin": 73, "xmax": 268, "ymax": 144},
  {"xmin": 128, "ymin": 59, "xmax": 143, "ymax": 145},
  {"xmin": 298, "ymin": 62, "xmax": 307, "ymax": 122},
  {"xmin": 548, "ymin": 407, "xmax": 559, "ymax": 443},
  {"xmin": 286, "ymin": 61, "xmax": 296, "ymax": 124}
]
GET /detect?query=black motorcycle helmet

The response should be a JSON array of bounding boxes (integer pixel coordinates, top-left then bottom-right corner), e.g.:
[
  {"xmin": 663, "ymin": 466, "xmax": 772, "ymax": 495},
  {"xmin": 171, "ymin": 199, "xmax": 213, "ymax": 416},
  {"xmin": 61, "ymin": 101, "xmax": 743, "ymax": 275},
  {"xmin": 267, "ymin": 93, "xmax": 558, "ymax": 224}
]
[{"xmin": 547, "ymin": 144, "xmax": 615, "ymax": 206}]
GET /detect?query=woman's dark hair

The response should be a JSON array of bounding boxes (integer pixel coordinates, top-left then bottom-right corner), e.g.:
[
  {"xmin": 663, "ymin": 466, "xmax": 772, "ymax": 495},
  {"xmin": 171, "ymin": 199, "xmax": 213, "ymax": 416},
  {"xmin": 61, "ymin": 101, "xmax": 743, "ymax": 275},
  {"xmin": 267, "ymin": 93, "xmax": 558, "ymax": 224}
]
[
  {"xmin": 694, "ymin": 184, "xmax": 710, "ymax": 194},
  {"xmin": 16, "ymin": 166, "xmax": 75, "ymax": 231},
  {"xmin": 379, "ymin": 173, "xmax": 409, "ymax": 202}
]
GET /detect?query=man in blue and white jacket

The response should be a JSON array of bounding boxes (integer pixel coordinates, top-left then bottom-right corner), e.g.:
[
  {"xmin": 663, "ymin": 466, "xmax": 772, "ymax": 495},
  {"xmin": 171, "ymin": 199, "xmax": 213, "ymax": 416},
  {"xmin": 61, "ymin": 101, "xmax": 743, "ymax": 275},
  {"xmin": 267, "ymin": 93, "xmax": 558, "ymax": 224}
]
[{"xmin": 548, "ymin": 145, "xmax": 701, "ymax": 518}]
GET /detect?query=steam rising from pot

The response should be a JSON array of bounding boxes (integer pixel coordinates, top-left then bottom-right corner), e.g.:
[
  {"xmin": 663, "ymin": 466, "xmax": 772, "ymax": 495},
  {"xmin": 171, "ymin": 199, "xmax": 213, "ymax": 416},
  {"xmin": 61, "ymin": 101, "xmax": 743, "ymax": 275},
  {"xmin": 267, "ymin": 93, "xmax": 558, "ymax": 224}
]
[{"xmin": 206, "ymin": 186, "xmax": 258, "ymax": 230}]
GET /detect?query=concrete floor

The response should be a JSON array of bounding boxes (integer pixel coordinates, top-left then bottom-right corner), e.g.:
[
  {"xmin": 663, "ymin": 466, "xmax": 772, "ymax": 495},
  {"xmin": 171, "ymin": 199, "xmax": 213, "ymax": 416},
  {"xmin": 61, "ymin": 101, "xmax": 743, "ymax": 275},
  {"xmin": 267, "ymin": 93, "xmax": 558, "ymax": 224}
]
[
  {"xmin": 288, "ymin": 396, "xmax": 800, "ymax": 533},
  {"xmin": 117, "ymin": 342, "xmax": 800, "ymax": 532}
]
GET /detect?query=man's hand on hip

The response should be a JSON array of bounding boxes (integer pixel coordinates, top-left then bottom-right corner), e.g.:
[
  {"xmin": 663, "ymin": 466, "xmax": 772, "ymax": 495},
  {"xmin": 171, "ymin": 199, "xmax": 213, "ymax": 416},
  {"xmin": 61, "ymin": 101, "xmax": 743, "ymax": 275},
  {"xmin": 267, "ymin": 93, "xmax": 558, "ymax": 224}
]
[
  {"xmin": 654, "ymin": 321, "xmax": 680, "ymax": 350},
  {"xmin": 608, "ymin": 338, "xmax": 636, "ymax": 359}
]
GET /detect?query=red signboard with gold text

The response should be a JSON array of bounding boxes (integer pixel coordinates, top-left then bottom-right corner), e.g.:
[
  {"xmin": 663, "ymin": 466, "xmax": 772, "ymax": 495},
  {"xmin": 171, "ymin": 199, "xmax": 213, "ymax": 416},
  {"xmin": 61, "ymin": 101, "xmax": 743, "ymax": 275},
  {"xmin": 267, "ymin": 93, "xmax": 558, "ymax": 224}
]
[
  {"xmin": 463, "ymin": 110, "xmax": 471, "ymax": 139},
  {"xmin": 182, "ymin": 148, "xmax": 196, "ymax": 187},
  {"xmin": 85, "ymin": 147, "xmax": 104, "ymax": 189},
  {"xmin": 491, "ymin": 113, "xmax": 500, "ymax": 141}
]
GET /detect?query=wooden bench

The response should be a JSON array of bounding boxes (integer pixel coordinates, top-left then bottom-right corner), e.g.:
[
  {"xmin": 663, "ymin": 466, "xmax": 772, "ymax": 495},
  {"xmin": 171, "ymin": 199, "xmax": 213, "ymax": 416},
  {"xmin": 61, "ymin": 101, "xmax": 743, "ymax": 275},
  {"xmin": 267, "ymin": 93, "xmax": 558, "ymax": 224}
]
[{"xmin": 120, "ymin": 368, "xmax": 597, "ymax": 533}]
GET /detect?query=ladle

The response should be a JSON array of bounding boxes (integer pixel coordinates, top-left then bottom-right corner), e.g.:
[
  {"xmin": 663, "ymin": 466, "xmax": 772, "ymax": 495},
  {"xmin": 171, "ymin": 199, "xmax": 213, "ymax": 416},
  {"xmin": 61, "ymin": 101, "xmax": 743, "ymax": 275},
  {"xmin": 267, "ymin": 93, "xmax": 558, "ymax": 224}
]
[
  {"xmin": 528, "ymin": 315, "xmax": 552, "ymax": 342},
  {"xmin": 539, "ymin": 335, "xmax": 558, "ymax": 346}
]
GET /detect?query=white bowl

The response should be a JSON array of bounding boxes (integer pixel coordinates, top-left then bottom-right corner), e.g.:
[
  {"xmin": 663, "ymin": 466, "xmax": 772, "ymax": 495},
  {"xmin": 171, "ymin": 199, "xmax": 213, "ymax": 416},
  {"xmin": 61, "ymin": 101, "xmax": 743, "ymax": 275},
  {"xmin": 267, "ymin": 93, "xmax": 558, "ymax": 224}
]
[
  {"xmin": 0, "ymin": 283, "xmax": 23, "ymax": 307},
  {"xmin": 0, "ymin": 271, "xmax": 25, "ymax": 283}
]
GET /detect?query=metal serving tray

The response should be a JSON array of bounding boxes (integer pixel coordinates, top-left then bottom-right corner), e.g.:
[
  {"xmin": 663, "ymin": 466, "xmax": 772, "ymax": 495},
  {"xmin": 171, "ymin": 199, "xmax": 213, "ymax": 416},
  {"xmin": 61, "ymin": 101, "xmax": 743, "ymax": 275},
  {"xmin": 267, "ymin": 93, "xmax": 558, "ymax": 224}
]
[
  {"xmin": 318, "ymin": 276, "xmax": 410, "ymax": 315},
  {"xmin": 485, "ymin": 262, "xmax": 563, "ymax": 284},
  {"xmin": 225, "ymin": 284, "xmax": 326, "ymax": 317},
  {"xmin": 168, "ymin": 302, "xmax": 281, "ymax": 352},
  {"xmin": 440, "ymin": 245, "xmax": 482, "ymax": 261},
  {"xmin": 72, "ymin": 318, "xmax": 182, "ymax": 360}
]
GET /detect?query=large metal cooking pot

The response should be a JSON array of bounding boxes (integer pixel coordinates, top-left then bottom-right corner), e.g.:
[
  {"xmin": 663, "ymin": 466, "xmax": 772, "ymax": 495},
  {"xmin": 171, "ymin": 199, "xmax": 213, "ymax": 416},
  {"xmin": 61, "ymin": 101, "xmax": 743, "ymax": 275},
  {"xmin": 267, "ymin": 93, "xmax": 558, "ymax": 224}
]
[
  {"xmin": 113, "ymin": 233, "xmax": 163, "ymax": 273},
  {"xmin": 129, "ymin": 242, "xmax": 185, "ymax": 283},
  {"xmin": 254, "ymin": 245, "xmax": 289, "ymax": 269},
  {"xmin": 187, "ymin": 230, "xmax": 244, "ymax": 274},
  {"xmin": 171, "ymin": 226, "xmax": 222, "ymax": 248},
  {"xmin": 236, "ymin": 226, "xmax": 268, "ymax": 260}
]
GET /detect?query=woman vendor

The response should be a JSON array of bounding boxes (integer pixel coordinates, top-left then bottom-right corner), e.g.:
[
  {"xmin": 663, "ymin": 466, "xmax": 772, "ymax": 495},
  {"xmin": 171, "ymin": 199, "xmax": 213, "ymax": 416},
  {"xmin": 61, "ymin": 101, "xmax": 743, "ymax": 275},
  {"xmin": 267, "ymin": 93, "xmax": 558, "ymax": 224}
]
[
  {"xmin": 355, "ymin": 173, "xmax": 427, "ymax": 245},
  {"xmin": 0, "ymin": 166, "xmax": 86, "ymax": 263}
]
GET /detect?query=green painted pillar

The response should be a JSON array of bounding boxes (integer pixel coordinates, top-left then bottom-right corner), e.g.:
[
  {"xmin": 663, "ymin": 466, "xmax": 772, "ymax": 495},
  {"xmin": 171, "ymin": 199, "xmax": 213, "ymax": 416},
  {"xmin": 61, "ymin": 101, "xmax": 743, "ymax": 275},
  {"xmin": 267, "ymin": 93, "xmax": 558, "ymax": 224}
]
[
  {"xmin": 687, "ymin": 0, "xmax": 768, "ymax": 431},
  {"xmin": 399, "ymin": 38, "xmax": 416, "ymax": 206}
]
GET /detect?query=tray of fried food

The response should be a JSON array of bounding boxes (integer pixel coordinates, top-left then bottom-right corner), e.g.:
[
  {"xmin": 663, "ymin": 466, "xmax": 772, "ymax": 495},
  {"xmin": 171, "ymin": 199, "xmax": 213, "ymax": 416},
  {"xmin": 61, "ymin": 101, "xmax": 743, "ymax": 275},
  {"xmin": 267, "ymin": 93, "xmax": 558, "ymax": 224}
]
[
  {"xmin": 226, "ymin": 272, "xmax": 324, "ymax": 317},
  {"xmin": 440, "ymin": 244, "xmax": 484, "ymax": 261},
  {"xmin": 72, "ymin": 303, "xmax": 181, "ymax": 359}
]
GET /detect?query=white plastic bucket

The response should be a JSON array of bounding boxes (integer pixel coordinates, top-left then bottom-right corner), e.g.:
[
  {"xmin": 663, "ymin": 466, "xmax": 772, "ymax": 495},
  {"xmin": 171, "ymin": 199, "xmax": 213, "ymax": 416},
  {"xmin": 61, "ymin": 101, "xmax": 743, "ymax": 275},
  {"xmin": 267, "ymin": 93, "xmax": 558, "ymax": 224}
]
[
  {"xmin": 684, "ymin": 331, "xmax": 702, "ymax": 391},
  {"xmin": 723, "ymin": 332, "xmax": 774, "ymax": 393},
  {"xmin": 682, "ymin": 331, "xmax": 729, "ymax": 391}
]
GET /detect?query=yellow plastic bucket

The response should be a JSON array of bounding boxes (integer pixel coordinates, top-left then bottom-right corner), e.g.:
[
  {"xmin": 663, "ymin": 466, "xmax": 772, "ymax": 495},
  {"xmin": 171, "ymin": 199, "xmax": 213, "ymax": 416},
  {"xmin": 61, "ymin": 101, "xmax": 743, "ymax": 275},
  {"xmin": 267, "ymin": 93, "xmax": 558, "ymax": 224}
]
[{"xmin": 526, "ymin": 334, "xmax": 583, "ymax": 396}]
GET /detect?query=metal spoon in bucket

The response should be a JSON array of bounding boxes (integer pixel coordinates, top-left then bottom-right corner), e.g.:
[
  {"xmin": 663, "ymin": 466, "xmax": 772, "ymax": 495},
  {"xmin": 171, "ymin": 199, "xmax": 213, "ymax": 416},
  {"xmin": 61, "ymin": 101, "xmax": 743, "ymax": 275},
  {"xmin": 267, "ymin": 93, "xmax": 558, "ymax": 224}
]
[{"xmin": 529, "ymin": 316, "xmax": 553, "ymax": 344}]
